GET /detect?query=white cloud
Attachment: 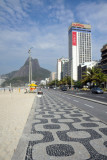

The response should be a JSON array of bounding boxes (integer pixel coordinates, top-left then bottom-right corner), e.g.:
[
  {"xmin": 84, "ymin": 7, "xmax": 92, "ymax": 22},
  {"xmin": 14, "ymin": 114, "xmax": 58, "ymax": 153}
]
[
  {"xmin": 0, "ymin": 0, "xmax": 106, "ymax": 74},
  {"xmin": 48, "ymin": 1, "xmax": 74, "ymax": 25},
  {"xmin": 76, "ymin": 1, "xmax": 107, "ymax": 61},
  {"xmin": 0, "ymin": 21, "xmax": 68, "ymax": 73},
  {"xmin": 76, "ymin": 2, "xmax": 107, "ymax": 32},
  {"xmin": 22, "ymin": 0, "xmax": 43, "ymax": 10}
]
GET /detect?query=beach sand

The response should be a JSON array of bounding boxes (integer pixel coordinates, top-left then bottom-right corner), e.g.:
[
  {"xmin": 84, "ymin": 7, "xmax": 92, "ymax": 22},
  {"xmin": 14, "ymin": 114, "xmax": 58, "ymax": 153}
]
[{"xmin": 0, "ymin": 88, "xmax": 35, "ymax": 160}]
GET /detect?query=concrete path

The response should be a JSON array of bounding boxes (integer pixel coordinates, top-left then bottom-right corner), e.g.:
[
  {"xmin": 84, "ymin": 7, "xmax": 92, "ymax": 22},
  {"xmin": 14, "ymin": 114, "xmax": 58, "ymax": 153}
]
[{"xmin": 11, "ymin": 90, "xmax": 107, "ymax": 160}]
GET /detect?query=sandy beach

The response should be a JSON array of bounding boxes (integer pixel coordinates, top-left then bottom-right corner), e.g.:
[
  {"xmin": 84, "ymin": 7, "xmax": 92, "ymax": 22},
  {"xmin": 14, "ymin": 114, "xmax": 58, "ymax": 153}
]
[{"xmin": 0, "ymin": 88, "xmax": 35, "ymax": 160}]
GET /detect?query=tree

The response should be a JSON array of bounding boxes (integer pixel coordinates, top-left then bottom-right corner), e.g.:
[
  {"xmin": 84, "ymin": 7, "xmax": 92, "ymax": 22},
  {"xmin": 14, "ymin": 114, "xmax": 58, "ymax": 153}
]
[
  {"xmin": 92, "ymin": 68, "xmax": 107, "ymax": 87},
  {"xmin": 82, "ymin": 67, "xmax": 95, "ymax": 88},
  {"xmin": 59, "ymin": 76, "xmax": 71, "ymax": 86},
  {"xmin": 82, "ymin": 67, "xmax": 107, "ymax": 88},
  {"xmin": 48, "ymin": 79, "xmax": 59, "ymax": 88},
  {"xmin": 74, "ymin": 80, "xmax": 83, "ymax": 88}
]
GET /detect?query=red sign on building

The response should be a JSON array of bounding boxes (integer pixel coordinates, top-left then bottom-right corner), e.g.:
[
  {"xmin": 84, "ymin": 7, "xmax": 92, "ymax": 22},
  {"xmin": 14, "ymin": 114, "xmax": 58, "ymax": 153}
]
[
  {"xmin": 72, "ymin": 32, "xmax": 77, "ymax": 46},
  {"xmin": 73, "ymin": 23, "xmax": 84, "ymax": 28}
]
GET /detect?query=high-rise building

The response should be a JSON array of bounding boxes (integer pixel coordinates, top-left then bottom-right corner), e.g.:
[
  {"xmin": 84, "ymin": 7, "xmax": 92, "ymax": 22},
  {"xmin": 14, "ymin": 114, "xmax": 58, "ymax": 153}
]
[
  {"xmin": 63, "ymin": 61, "xmax": 69, "ymax": 78},
  {"xmin": 68, "ymin": 22, "xmax": 92, "ymax": 81},
  {"xmin": 57, "ymin": 58, "xmax": 69, "ymax": 80},
  {"xmin": 78, "ymin": 61, "xmax": 98, "ymax": 81},
  {"xmin": 49, "ymin": 72, "xmax": 56, "ymax": 81},
  {"xmin": 57, "ymin": 59, "xmax": 62, "ymax": 81},
  {"xmin": 101, "ymin": 44, "xmax": 107, "ymax": 74}
]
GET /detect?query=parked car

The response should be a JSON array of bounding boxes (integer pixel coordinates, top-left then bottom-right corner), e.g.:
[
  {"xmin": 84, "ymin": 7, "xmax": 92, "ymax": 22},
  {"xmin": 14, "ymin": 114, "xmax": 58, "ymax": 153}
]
[
  {"xmin": 61, "ymin": 86, "xmax": 67, "ymax": 91},
  {"xmin": 91, "ymin": 87, "xmax": 104, "ymax": 94},
  {"xmin": 38, "ymin": 90, "xmax": 43, "ymax": 94}
]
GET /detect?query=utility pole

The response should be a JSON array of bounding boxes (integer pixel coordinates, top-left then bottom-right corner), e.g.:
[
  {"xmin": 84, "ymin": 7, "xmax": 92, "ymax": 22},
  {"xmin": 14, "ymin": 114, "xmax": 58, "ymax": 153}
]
[
  {"xmin": 55, "ymin": 63, "xmax": 57, "ymax": 88},
  {"xmin": 28, "ymin": 48, "xmax": 32, "ymax": 84},
  {"xmin": 55, "ymin": 77, "xmax": 56, "ymax": 88}
]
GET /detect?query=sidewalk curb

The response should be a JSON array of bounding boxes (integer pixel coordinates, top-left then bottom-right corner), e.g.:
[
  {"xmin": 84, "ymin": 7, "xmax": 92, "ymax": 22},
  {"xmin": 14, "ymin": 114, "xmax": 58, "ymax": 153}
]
[{"xmin": 65, "ymin": 92, "xmax": 107, "ymax": 106}]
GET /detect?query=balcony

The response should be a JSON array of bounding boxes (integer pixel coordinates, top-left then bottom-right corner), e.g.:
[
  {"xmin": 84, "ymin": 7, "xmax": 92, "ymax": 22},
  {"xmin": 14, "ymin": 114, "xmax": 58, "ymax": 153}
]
[
  {"xmin": 101, "ymin": 52, "xmax": 107, "ymax": 57},
  {"xmin": 101, "ymin": 44, "xmax": 107, "ymax": 52},
  {"xmin": 101, "ymin": 57, "xmax": 107, "ymax": 62},
  {"xmin": 101, "ymin": 64, "xmax": 107, "ymax": 70}
]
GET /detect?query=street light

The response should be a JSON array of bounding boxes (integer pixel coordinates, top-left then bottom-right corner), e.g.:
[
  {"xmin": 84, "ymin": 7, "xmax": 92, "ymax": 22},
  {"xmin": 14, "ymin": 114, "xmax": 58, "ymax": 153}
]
[
  {"xmin": 28, "ymin": 48, "xmax": 33, "ymax": 84},
  {"xmin": 69, "ymin": 58, "xmax": 73, "ymax": 89},
  {"xmin": 55, "ymin": 64, "xmax": 57, "ymax": 88},
  {"xmin": 71, "ymin": 58, "xmax": 73, "ymax": 89}
]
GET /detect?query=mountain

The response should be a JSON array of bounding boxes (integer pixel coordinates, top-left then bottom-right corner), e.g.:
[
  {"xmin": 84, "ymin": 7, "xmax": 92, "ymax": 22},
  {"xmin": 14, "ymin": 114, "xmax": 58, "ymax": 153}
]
[{"xmin": 2, "ymin": 58, "xmax": 51, "ymax": 87}]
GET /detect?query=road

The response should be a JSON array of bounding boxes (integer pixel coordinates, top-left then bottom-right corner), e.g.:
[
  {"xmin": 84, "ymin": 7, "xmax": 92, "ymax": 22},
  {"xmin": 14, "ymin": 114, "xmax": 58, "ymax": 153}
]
[
  {"xmin": 48, "ymin": 89, "xmax": 107, "ymax": 123},
  {"xmin": 67, "ymin": 90, "xmax": 107, "ymax": 104},
  {"xmin": 12, "ymin": 89, "xmax": 107, "ymax": 160}
]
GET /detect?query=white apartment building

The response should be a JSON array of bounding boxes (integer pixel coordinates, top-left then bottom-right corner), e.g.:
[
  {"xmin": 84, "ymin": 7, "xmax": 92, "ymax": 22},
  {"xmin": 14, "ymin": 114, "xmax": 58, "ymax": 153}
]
[
  {"xmin": 81, "ymin": 61, "xmax": 98, "ymax": 69},
  {"xmin": 57, "ymin": 58, "xmax": 69, "ymax": 81},
  {"xmin": 40, "ymin": 78, "xmax": 49, "ymax": 86},
  {"xmin": 78, "ymin": 61, "xmax": 98, "ymax": 80},
  {"xmin": 57, "ymin": 59, "xmax": 62, "ymax": 81},
  {"xmin": 50, "ymin": 72, "xmax": 56, "ymax": 81},
  {"xmin": 68, "ymin": 22, "xmax": 92, "ymax": 81}
]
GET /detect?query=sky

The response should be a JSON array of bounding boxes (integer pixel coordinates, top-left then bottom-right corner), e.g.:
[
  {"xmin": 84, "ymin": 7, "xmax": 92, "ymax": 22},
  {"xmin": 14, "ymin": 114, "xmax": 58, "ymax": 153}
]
[{"xmin": 0, "ymin": 0, "xmax": 107, "ymax": 75}]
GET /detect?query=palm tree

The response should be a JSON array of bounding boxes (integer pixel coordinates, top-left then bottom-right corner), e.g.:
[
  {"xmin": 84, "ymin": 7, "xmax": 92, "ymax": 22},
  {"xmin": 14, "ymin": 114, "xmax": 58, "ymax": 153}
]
[
  {"xmin": 61, "ymin": 76, "xmax": 71, "ymax": 86},
  {"xmin": 92, "ymin": 68, "xmax": 107, "ymax": 87},
  {"xmin": 82, "ymin": 67, "xmax": 96, "ymax": 87},
  {"xmin": 82, "ymin": 67, "xmax": 107, "ymax": 88},
  {"xmin": 74, "ymin": 80, "xmax": 83, "ymax": 88}
]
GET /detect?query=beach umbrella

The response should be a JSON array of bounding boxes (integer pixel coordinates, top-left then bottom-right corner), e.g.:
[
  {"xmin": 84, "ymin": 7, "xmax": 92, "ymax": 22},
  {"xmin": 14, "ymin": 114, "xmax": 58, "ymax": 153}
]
[{"xmin": 28, "ymin": 83, "xmax": 37, "ymax": 87}]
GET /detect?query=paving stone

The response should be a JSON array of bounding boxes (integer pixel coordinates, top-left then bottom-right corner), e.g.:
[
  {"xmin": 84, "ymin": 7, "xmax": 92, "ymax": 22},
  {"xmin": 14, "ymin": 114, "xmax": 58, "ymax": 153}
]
[{"xmin": 11, "ymin": 90, "xmax": 107, "ymax": 160}]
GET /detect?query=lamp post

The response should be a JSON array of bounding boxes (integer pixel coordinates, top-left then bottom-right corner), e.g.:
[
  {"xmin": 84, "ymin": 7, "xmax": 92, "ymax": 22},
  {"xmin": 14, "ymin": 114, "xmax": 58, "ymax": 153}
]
[
  {"xmin": 71, "ymin": 58, "xmax": 72, "ymax": 89},
  {"xmin": 55, "ymin": 65, "xmax": 57, "ymax": 88},
  {"xmin": 28, "ymin": 48, "xmax": 32, "ymax": 84},
  {"xmin": 69, "ymin": 58, "xmax": 73, "ymax": 89}
]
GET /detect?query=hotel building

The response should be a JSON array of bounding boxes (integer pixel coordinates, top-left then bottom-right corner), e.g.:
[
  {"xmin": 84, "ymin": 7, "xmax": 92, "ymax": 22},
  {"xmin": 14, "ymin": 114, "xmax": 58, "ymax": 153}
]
[{"xmin": 68, "ymin": 23, "xmax": 92, "ymax": 81}]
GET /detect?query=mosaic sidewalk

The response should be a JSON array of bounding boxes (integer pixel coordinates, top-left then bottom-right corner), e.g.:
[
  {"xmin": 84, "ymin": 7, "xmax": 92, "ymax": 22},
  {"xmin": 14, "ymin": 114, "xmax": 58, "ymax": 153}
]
[{"xmin": 12, "ymin": 91, "xmax": 107, "ymax": 160}]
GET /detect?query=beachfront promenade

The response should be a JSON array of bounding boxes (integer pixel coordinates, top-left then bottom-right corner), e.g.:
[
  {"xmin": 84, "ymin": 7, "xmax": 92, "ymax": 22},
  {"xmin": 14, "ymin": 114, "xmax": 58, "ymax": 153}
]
[{"xmin": 11, "ymin": 89, "xmax": 107, "ymax": 160}]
